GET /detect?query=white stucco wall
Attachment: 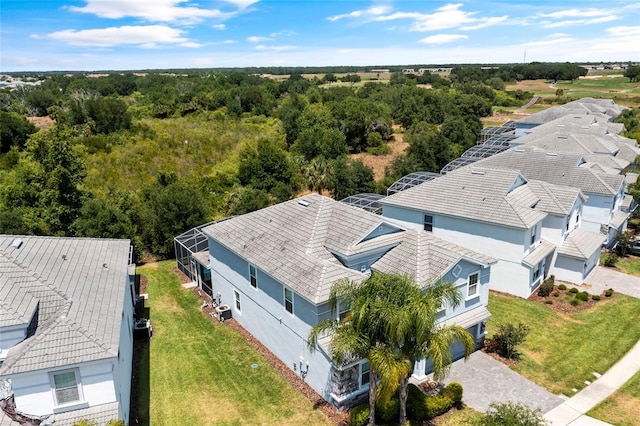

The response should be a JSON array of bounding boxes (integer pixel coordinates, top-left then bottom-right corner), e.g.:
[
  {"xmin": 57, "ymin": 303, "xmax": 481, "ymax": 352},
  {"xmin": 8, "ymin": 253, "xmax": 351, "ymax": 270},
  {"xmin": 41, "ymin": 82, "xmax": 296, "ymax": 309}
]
[
  {"xmin": 582, "ymin": 193, "xmax": 614, "ymax": 233},
  {"xmin": 0, "ymin": 326, "xmax": 27, "ymax": 359},
  {"xmin": 11, "ymin": 360, "xmax": 118, "ymax": 416},
  {"xmin": 114, "ymin": 270, "xmax": 135, "ymax": 424},
  {"xmin": 383, "ymin": 205, "xmax": 538, "ymax": 298}
]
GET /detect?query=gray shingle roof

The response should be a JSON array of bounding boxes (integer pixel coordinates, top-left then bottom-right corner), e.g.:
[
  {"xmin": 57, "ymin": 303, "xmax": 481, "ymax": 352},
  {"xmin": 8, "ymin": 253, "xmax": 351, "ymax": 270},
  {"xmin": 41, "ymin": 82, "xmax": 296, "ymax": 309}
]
[
  {"xmin": 557, "ymin": 229, "xmax": 606, "ymax": 259},
  {"xmin": 0, "ymin": 236, "xmax": 131, "ymax": 375},
  {"xmin": 522, "ymin": 240, "xmax": 556, "ymax": 268},
  {"xmin": 203, "ymin": 194, "xmax": 495, "ymax": 304},
  {"xmin": 524, "ymin": 180, "xmax": 584, "ymax": 216},
  {"xmin": 475, "ymin": 147, "xmax": 624, "ymax": 196},
  {"xmin": 521, "ymin": 114, "xmax": 624, "ymax": 138},
  {"xmin": 381, "ymin": 167, "xmax": 547, "ymax": 229},
  {"xmin": 517, "ymin": 98, "xmax": 625, "ymax": 125},
  {"xmin": 610, "ymin": 211, "xmax": 630, "ymax": 229}
]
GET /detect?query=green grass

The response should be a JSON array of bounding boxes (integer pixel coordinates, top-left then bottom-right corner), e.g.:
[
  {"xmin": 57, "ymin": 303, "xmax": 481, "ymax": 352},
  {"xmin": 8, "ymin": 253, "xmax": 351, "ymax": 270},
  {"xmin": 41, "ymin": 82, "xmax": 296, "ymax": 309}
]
[
  {"xmin": 135, "ymin": 261, "xmax": 332, "ymax": 426},
  {"xmin": 588, "ymin": 370, "xmax": 640, "ymax": 425},
  {"xmin": 487, "ymin": 292, "xmax": 640, "ymax": 396},
  {"xmin": 600, "ymin": 253, "xmax": 640, "ymax": 276},
  {"xmin": 433, "ymin": 407, "xmax": 482, "ymax": 425}
]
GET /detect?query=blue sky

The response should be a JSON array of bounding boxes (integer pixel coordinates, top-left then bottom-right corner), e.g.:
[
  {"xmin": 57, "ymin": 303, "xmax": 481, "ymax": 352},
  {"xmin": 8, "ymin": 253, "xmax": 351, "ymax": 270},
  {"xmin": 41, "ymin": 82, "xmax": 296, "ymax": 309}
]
[{"xmin": 1, "ymin": 0, "xmax": 639, "ymax": 71}]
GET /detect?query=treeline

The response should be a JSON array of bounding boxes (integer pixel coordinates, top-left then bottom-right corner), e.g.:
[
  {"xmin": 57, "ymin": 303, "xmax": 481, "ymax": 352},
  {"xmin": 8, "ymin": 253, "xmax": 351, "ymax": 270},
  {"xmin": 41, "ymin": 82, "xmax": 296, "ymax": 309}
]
[
  {"xmin": 451, "ymin": 62, "xmax": 588, "ymax": 87},
  {"xmin": 1, "ymin": 70, "xmax": 529, "ymax": 260}
]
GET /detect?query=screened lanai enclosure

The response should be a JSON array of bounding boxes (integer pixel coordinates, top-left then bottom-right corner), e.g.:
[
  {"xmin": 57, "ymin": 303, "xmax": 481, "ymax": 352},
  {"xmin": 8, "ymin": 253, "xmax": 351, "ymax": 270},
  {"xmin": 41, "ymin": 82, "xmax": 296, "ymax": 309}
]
[
  {"xmin": 340, "ymin": 193, "xmax": 385, "ymax": 214},
  {"xmin": 174, "ymin": 219, "xmax": 232, "ymax": 297}
]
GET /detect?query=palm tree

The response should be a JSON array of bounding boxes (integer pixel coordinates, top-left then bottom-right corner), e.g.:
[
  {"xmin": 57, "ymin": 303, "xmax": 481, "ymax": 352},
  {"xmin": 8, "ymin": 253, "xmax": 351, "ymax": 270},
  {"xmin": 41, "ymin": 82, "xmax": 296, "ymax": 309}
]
[
  {"xmin": 308, "ymin": 277, "xmax": 410, "ymax": 426},
  {"xmin": 382, "ymin": 276, "xmax": 475, "ymax": 425}
]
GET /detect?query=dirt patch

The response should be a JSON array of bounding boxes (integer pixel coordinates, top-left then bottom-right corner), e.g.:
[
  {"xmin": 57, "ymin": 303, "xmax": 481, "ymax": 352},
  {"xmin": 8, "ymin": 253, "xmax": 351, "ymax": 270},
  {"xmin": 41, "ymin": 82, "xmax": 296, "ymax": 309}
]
[
  {"xmin": 26, "ymin": 115, "xmax": 55, "ymax": 131},
  {"xmin": 505, "ymin": 79, "xmax": 554, "ymax": 92},
  {"xmin": 350, "ymin": 126, "xmax": 408, "ymax": 181}
]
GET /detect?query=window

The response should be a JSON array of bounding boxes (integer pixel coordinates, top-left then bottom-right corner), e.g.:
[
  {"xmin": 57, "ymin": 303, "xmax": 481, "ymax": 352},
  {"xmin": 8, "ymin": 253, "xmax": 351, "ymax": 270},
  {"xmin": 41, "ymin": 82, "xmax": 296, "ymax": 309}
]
[
  {"xmin": 530, "ymin": 226, "xmax": 536, "ymax": 246},
  {"xmin": 360, "ymin": 362, "xmax": 370, "ymax": 387},
  {"xmin": 234, "ymin": 290, "xmax": 241, "ymax": 311},
  {"xmin": 284, "ymin": 288, "xmax": 293, "ymax": 314},
  {"xmin": 423, "ymin": 215, "xmax": 433, "ymax": 232},
  {"xmin": 565, "ymin": 220, "xmax": 569, "ymax": 232},
  {"xmin": 52, "ymin": 370, "xmax": 81, "ymax": 405},
  {"xmin": 338, "ymin": 300, "xmax": 350, "ymax": 323},
  {"xmin": 467, "ymin": 272, "xmax": 479, "ymax": 298},
  {"xmin": 249, "ymin": 265, "xmax": 257, "ymax": 288},
  {"xmin": 533, "ymin": 261, "xmax": 542, "ymax": 281}
]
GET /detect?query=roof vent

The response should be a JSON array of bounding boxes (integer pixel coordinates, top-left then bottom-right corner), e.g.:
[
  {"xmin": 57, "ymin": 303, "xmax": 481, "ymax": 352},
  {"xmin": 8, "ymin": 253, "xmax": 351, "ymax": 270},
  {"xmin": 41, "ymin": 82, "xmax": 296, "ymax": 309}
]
[
  {"xmin": 471, "ymin": 170, "xmax": 485, "ymax": 175},
  {"xmin": 514, "ymin": 148, "xmax": 525, "ymax": 152},
  {"xmin": 11, "ymin": 238, "xmax": 23, "ymax": 249},
  {"xmin": 298, "ymin": 200, "xmax": 310, "ymax": 207},
  {"xmin": 546, "ymin": 152, "xmax": 558, "ymax": 157},
  {"xmin": 62, "ymin": 254, "xmax": 67, "ymax": 261},
  {"xmin": 103, "ymin": 263, "xmax": 108, "ymax": 268},
  {"xmin": 557, "ymin": 135, "xmax": 568, "ymax": 139}
]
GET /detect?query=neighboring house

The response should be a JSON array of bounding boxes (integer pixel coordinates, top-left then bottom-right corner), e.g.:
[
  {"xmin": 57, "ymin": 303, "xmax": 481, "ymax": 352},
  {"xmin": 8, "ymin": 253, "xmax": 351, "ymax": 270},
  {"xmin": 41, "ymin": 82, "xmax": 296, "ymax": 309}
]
[
  {"xmin": 0, "ymin": 236, "xmax": 135, "ymax": 426},
  {"xmin": 380, "ymin": 166, "xmax": 605, "ymax": 298},
  {"xmin": 475, "ymin": 147, "xmax": 628, "ymax": 247},
  {"xmin": 514, "ymin": 98, "xmax": 626, "ymax": 137},
  {"xmin": 196, "ymin": 194, "xmax": 496, "ymax": 410}
]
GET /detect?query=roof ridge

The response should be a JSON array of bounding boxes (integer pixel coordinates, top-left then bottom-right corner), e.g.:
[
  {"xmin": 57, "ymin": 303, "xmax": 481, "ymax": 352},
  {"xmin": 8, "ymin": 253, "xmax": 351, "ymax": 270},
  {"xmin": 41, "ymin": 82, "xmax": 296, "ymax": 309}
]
[{"xmin": 305, "ymin": 197, "xmax": 327, "ymax": 255}]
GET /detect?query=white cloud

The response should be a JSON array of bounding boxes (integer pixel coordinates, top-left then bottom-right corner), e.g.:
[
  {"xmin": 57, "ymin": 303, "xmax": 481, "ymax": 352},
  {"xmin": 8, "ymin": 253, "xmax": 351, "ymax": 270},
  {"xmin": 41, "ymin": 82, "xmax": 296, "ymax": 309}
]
[
  {"xmin": 418, "ymin": 33, "xmax": 467, "ymax": 44},
  {"xmin": 179, "ymin": 41, "xmax": 205, "ymax": 48},
  {"xmin": 330, "ymin": 3, "xmax": 508, "ymax": 32},
  {"xmin": 213, "ymin": 24, "xmax": 226, "ymax": 30},
  {"xmin": 522, "ymin": 35, "xmax": 575, "ymax": 48},
  {"xmin": 541, "ymin": 16, "xmax": 618, "ymax": 29},
  {"xmin": 223, "ymin": 39, "xmax": 236, "ymax": 44},
  {"xmin": 328, "ymin": 5, "xmax": 392, "ymax": 22},
  {"xmin": 247, "ymin": 35, "xmax": 272, "ymax": 42},
  {"xmin": 46, "ymin": 25, "xmax": 190, "ymax": 47},
  {"xmin": 539, "ymin": 8, "xmax": 613, "ymax": 19},
  {"xmin": 222, "ymin": 0, "xmax": 259, "ymax": 9},
  {"xmin": 536, "ymin": 6, "xmax": 619, "ymax": 28},
  {"xmin": 67, "ymin": 0, "xmax": 230, "ymax": 24},
  {"xmin": 254, "ymin": 45, "xmax": 296, "ymax": 51}
]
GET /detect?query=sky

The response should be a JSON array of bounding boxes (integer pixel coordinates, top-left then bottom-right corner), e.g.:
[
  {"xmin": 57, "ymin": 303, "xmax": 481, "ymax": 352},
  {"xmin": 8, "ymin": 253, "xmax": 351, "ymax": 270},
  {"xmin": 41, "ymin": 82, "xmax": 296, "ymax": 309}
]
[{"xmin": 1, "ymin": 0, "xmax": 639, "ymax": 72}]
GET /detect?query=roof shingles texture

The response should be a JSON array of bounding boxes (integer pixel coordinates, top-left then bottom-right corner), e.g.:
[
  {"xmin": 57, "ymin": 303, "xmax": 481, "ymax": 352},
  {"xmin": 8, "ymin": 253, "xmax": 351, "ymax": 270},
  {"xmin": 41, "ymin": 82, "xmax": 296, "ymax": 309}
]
[{"xmin": 0, "ymin": 236, "xmax": 131, "ymax": 375}]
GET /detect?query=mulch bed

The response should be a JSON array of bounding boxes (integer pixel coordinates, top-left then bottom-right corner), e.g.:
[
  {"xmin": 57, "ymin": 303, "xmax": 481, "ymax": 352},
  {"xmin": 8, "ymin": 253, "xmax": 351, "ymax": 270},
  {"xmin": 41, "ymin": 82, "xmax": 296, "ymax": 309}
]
[{"xmin": 526, "ymin": 283, "xmax": 608, "ymax": 314}]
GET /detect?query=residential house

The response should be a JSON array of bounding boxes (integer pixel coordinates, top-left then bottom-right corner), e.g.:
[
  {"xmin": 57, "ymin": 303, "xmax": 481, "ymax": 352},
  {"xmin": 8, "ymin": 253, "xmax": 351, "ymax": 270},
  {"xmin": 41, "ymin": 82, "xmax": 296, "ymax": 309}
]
[
  {"xmin": 0, "ymin": 236, "xmax": 135, "ymax": 426},
  {"xmin": 381, "ymin": 166, "xmax": 605, "ymax": 298},
  {"xmin": 197, "ymin": 194, "xmax": 496, "ymax": 410},
  {"xmin": 475, "ymin": 147, "xmax": 628, "ymax": 247}
]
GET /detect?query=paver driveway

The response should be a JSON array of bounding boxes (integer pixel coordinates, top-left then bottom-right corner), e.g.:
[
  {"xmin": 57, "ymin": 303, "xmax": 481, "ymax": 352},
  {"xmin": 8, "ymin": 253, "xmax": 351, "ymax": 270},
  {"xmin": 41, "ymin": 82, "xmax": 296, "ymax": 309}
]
[{"xmin": 584, "ymin": 266, "xmax": 640, "ymax": 299}]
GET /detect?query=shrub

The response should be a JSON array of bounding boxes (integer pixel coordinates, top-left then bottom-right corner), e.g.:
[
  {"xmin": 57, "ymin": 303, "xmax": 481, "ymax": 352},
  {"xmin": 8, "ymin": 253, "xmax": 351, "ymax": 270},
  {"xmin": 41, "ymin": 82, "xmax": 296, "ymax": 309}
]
[
  {"xmin": 570, "ymin": 298, "xmax": 580, "ymax": 306},
  {"xmin": 476, "ymin": 401, "xmax": 547, "ymax": 426},
  {"xmin": 442, "ymin": 382, "xmax": 463, "ymax": 407},
  {"xmin": 569, "ymin": 287, "xmax": 579, "ymax": 294},
  {"xmin": 376, "ymin": 396, "xmax": 400, "ymax": 424},
  {"xmin": 576, "ymin": 291, "xmax": 589, "ymax": 302},
  {"xmin": 605, "ymin": 288, "xmax": 614, "ymax": 297},
  {"xmin": 558, "ymin": 284, "xmax": 567, "ymax": 290},
  {"xmin": 407, "ymin": 384, "xmax": 428, "ymax": 421},
  {"xmin": 424, "ymin": 394, "xmax": 453, "ymax": 419},
  {"xmin": 553, "ymin": 291, "xmax": 560, "ymax": 297},
  {"xmin": 486, "ymin": 322, "xmax": 529, "ymax": 360},
  {"xmin": 545, "ymin": 300, "xmax": 553, "ymax": 304},
  {"xmin": 604, "ymin": 252, "xmax": 619, "ymax": 267},
  {"xmin": 537, "ymin": 277, "xmax": 555, "ymax": 297},
  {"xmin": 350, "ymin": 403, "xmax": 370, "ymax": 426},
  {"xmin": 592, "ymin": 295, "xmax": 601, "ymax": 301}
]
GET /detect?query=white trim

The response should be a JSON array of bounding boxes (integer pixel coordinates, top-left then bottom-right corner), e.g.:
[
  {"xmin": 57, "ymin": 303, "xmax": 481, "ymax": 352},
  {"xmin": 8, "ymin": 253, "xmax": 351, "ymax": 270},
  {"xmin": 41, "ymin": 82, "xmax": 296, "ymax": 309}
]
[
  {"xmin": 233, "ymin": 289, "xmax": 241, "ymax": 313},
  {"xmin": 451, "ymin": 264, "xmax": 462, "ymax": 278},
  {"xmin": 249, "ymin": 264, "xmax": 258, "ymax": 289}
]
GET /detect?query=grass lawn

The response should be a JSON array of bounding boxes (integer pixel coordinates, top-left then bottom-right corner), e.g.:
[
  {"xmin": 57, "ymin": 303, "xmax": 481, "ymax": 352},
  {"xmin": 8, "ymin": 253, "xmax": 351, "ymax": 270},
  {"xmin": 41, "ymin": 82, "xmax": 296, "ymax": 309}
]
[
  {"xmin": 433, "ymin": 407, "xmax": 482, "ymax": 425},
  {"xmin": 134, "ymin": 261, "xmax": 332, "ymax": 426},
  {"xmin": 487, "ymin": 292, "xmax": 640, "ymax": 396},
  {"xmin": 600, "ymin": 253, "xmax": 640, "ymax": 277},
  {"xmin": 588, "ymin": 370, "xmax": 640, "ymax": 426}
]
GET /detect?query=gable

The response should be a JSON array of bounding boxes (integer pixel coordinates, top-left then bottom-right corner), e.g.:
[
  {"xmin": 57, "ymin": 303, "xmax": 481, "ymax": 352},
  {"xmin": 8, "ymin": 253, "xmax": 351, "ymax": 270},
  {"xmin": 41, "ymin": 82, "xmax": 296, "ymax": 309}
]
[{"xmin": 357, "ymin": 222, "xmax": 405, "ymax": 244}]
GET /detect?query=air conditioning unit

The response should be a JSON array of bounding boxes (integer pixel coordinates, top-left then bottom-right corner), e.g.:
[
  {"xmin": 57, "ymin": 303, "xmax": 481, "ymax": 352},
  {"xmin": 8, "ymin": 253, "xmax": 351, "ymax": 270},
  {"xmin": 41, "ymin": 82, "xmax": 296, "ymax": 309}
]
[{"xmin": 214, "ymin": 305, "xmax": 232, "ymax": 322}]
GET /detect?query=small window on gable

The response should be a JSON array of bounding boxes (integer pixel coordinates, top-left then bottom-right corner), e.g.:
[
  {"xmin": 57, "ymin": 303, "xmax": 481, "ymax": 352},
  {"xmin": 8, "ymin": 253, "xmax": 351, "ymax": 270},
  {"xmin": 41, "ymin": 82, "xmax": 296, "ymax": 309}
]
[
  {"xmin": 452, "ymin": 264, "xmax": 462, "ymax": 278},
  {"xmin": 284, "ymin": 288, "xmax": 293, "ymax": 314},
  {"xmin": 360, "ymin": 361, "xmax": 370, "ymax": 387},
  {"xmin": 467, "ymin": 272, "xmax": 479, "ymax": 299},
  {"xmin": 530, "ymin": 226, "xmax": 536, "ymax": 246},
  {"xmin": 424, "ymin": 215, "xmax": 433, "ymax": 232},
  {"xmin": 249, "ymin": 264, "xmax": 257, "ymax": 288},
  {"xmin": 51, "ymin": 370, "xmax": 81, "ymax": 406}
]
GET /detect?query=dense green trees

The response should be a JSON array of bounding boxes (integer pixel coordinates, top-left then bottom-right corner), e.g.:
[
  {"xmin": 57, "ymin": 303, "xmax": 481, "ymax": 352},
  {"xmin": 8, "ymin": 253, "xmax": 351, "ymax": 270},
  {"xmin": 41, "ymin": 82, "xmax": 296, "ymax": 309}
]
[{"xmin": 0, "ymin": 111, "xmax": 37, "ymax": 153}]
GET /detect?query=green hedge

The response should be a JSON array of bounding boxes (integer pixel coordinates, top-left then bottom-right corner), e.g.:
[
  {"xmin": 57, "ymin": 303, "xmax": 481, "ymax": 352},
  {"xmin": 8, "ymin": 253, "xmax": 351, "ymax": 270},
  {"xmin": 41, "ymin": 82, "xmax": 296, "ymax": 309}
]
[{"xmin": 350, "ymin": 403, "xmax": 369, "ymax": 426}]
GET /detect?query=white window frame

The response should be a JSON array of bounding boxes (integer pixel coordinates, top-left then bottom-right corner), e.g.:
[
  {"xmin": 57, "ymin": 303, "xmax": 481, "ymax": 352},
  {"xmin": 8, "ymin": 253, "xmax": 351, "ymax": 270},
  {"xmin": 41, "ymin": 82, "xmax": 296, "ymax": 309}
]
[
  {"xmin": 249, "ymin": 264, "xmax": 257, "ymax": 289},
  {"xmin": 451, "ymin": 264, "xmax": 462, "ymax": 278},
  {"xmin": 50, "ymin": 369, "xmax": 83, "ymax": 407},
  {"xmin": 423, "ymin": 214, "xmax": 433, "ymax": 232},
  {"xmin": 360, "ymin": 361, "xmax": 370, "ymax": 388},
  {"xmin": 234, "ymin": 290, "xmax": 241, "ymax": 312},
  {"xmin": 284, "ymin": 287, "xmax": 294, "ymax": 314},
  {"xmin": 530, "ymin": 225, "xmax": 537, "ymax": 246},
  {"xmin": 466, "ymin": 271, "xmax": 480, "ymax": 299}
]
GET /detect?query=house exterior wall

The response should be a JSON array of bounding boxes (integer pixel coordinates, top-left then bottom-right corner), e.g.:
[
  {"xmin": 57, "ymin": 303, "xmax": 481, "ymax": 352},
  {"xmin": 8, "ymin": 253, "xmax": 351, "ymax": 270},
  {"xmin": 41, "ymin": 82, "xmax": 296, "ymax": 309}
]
[
  {"xmin": 207, "ymin": 238, "xmax": 337, "ymax": 405},
  {"xmin": 11, "ymin": 360, "xmax": 117, "ymax": 417},
  {"xmin": 383, "ymin": 205, "xmax": 536, "ymax": 298},
  {"xmin": 0, "ymin": 326, "xmax": 27, "ymax": 360},
  {"xmin": 114, "ymin": 271, "xmax": 135, "ymax": 424},
  {"xmin": 541, "ymin": 215, "xmax": 565, "ymax": 246},
  {"xmin": 582, "ymin": 193, "xmax": 615, "ymax": 234},
  {"xmin": 553, "ymin": 250, "xmax": 600, "ymax": 283}
]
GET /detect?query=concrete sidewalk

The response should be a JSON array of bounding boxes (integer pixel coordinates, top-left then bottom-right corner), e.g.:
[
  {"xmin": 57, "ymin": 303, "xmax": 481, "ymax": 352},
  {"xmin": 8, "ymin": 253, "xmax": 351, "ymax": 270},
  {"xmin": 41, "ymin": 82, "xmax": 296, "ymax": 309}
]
[{"xmin": 544, "ymin": 339, "xmax": 640, "ymax": 425}]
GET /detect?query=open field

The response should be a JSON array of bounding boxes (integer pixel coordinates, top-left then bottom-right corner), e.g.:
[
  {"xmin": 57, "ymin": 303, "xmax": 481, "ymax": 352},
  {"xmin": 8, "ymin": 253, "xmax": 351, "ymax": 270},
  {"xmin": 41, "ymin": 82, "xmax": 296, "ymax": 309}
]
[
  {"xmin": 487, "ymin": 292, "xmax": 640, "ymax": 396},
  {"xmin": 588, "ymin": 370, "xmax": 640, "ymax": 426},
  {"xmin": 133, "ymin": 261, "xmax": 333, "ymax": 426}
]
